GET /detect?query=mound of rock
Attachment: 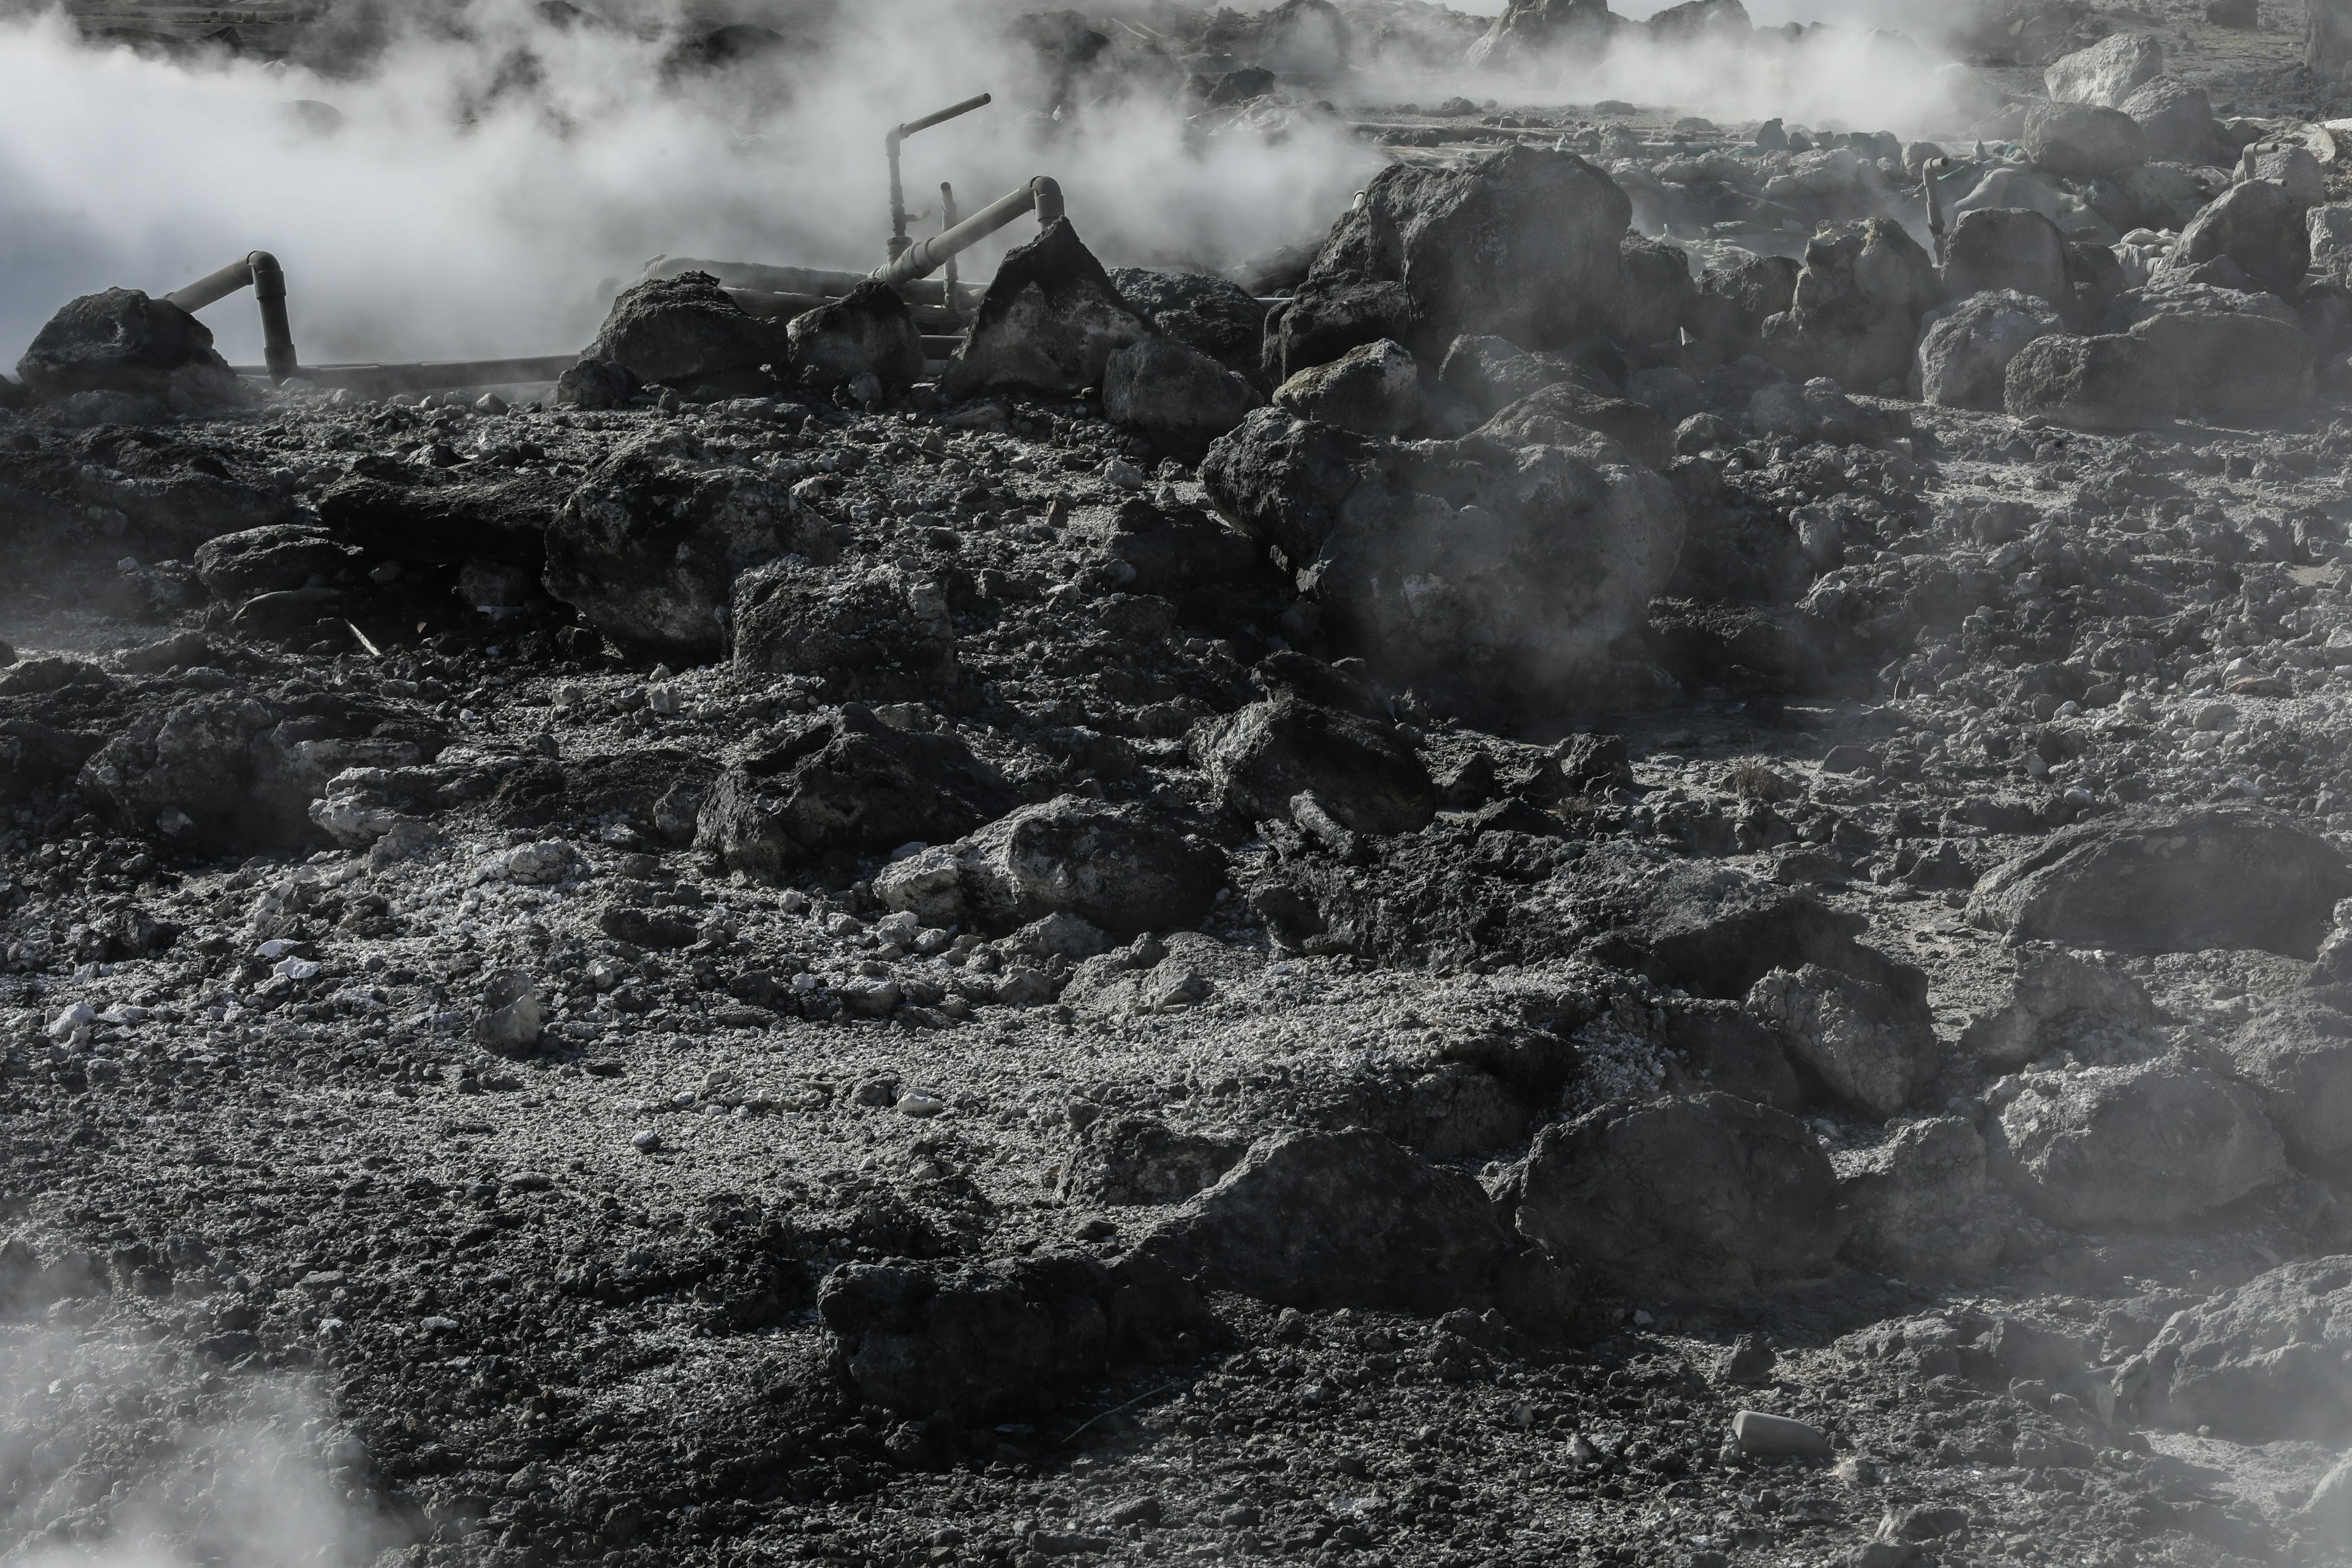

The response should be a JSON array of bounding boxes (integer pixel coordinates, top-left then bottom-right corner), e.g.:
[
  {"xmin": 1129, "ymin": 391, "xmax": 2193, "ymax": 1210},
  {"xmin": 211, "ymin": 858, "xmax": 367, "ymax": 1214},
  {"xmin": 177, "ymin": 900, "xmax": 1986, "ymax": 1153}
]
[
  {"xmin": 2043, "ymin": 31, "xmax": 2163, "ymax": 107},
  {"xmin": 693, "ymin": 706, "xmax": 1014, "ymax": 878},
  {"xmin": 783, "ymin": 280, "xmax": 924, "ymax": 397},
  {"xmin": 1762, "ymin": 219, "xmax": 1941, "ymax": 393},
  {"xmin": 1916, "ymin": 290, "xmax": 2064, "ymax": 410},
  {"xmin": 1747, "ymin": 962, "xmax": 1938, "ymax": 1118},
  {"xmin": 1966, "ymin": 807, "xmax": 2350, "ymax": 956},
  {"xmin": 941, "ymin": 219, "xmax": 1155, "ymax": 399},
  {"xmin": 1127, "ymin": 1127, "xmax": 1521, "ymax": 1313},
  {"xmin": 542, "ymin": 431, "xmax": 835, "ymax": 658},
  {"xmin": 1514, "ymin": 1092, "xmax": 1843, "ymax": 1300},
  {"xmin": 1303, "ymin": 145, "xmax": 1632, "ymax": 356},
  {"xmin": 1838, "ymin": 1118, "xmax": 2008, "ymax": 1282},
  {"xmin": 729, "ymin": 560, "xmax": 958, "ymax": 703},
  {"xmin": 2144, "ymin": 1256, "xmax": 2352, "ymax": 1439},
  {"xmin": 1202, "ymin": 409, "xmax": 1685, "ymax": 706},
  {"xmin": 2224, "ymin": 998, "xmax": 2352, "ymax": 1174},
  {"xmin": 15, "ymin": 288, "xmax": 245, "ymax": 411},
  {"xmin": 875, "ymin": 794, "xmax": 1222, "ymax": 937},
  {"xmin": 584, "ymin": 272, "xmax": 785, "ymax": 399},
  {"xmin": 1107, "ymin": 268, "xmax": 1268, "ymax": 380},
  {"xmin": 1989, "ymin": 1058, "xmax": 2285, "ymax": 1228},
  {"xmin": 2174, "ymin": 178, "xmax": 2311, "ymax": 296},
  {"xmin": 1272, "ymin": 338, "xmax": 1428, "ymax": 437},
  {"xmin": 1194, "ymin": 695, "xmax": 1435, "ymax": 834},
  {"xmin": 1102, "ymin": 337, "xmax": 1259, "ymax": 456},
  {"xmin": 2021, "ymin": 102, "xmax": 2149, "ymax": 178}
]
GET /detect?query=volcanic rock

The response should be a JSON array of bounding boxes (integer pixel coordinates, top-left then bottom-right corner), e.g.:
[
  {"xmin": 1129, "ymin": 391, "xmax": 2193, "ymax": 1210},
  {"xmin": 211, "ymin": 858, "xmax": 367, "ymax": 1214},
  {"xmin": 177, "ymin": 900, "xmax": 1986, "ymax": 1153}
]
[
  {"xmin": 1057, "ymin": 1114, "xmax": 1248, "ymax": 1206},
  {"xmin": 941, "ymin": 219, "xmax": 1155, "ymax": 399},
  {"xmin": 1989, "ymin": 1057, "xmax": 2286, "ymax": 1227},
  {"xmin": 1272, "ymin": 338, "xmax": 1428, "ymax": 437},
  {"xmin": 1127, "ymin": 1127, "xmax": 1519, "ymax": 1313},
  {"xmin": 1101, "ymin": 337, "xmax": 1259, "ymax": 456},
  {"xmin": 729, "ymin": 560, "xmax": 958, "ymax": 704},
  {"xmin": 1305, "ymin": 145, "xmax": 1632, "ymax": 355},
  {"xmin": 1837, "ymin": 1117, "xmax": 2007, "ymax": 1281},
  {"xmin": 584, "ymin": 271, "xmax": 785, "ymax": 399},
  {"xmin": 2021, "ymin": 101, "xmax": 2150, "ymax": 177},
  {"xmin": 2043, "ymin": 31, "xmax": 2164, "ymax": 107},
  {"xmin": 1915, "ymin": 290, "xmax": 2065, "ymax": 410},
  {"xmin": 2175, "ymin": 177, "xmax": 2312, "ymax": 294},
  {"xmin": 1942, "ymin": 208, "xmax": 2073, "ymax": 307},
  {"xmin": 1762, "ymin": 219, "xmax": 1942, "ymax": 392},
  {"xmin": 2144, "ymin": 1256, "xmax": 2352, "ymax": 1439},
  {"xmin": 2224, "ymin": 997, "xmax": 2352, "ymax": 1174},
  {"xmin": 1194, "ymin": 695, "xmax": 1435, "ymax": 835},
  {"xmin": 542, "ymin": 429, "xmax": 834, "ymax": 658},
  {"xmin": 1476, "ymin": 381, "xmax": 1673, "ymax": 469},
  {"xmin": 693, "ymin": 705, "xmax": 1013, "ymax": 878},
  {"xmin": 784, "ymin": 279, "xmax": 924, "ymax": 396},
  {"xmin": 1746, "ymin": 962, "xmax": 1939, "ymax": 1118},
  {"xmin": 15, "ymin": 288, "xmax": 245, "ymax": 410},
  {"xmin": 1107, "ymin": 268, "xmax": 1268, "ymax": 380},
  {"xmin": 891, "ymin": 794, "xmax": 1223, "ymax": 938},
  {"xmin": 1966, "ymin": 806, "xmax": 2351, "ymax": 956},
  {"xmin": 192, "ymin": 524, "xmax": 355, "ymax": 601},
  {"xmin": 1514, "ymin": 1092, "xmax": 1844, "ymax": 1299},
  {"xmin": 1261, "ymin": 279, "xmax": 1419, "ymax": 384},
  {"xmin": 2118, "ymin": 77, "xmax": 2220, "ymax": 162}
]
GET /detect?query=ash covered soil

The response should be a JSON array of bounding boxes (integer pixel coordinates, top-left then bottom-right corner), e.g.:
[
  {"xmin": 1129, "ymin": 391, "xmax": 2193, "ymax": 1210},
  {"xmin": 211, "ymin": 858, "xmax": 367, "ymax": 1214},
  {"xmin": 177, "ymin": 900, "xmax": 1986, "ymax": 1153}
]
[{"xmin": 23, "ymin": 6, "xmax": 2352, "ymax": 1568}]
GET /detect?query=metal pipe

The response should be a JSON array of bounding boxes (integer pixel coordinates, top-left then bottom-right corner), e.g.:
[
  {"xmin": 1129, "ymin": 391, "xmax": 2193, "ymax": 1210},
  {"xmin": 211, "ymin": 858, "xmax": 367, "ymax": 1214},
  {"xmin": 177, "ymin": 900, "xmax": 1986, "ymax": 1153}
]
[
  {"xmin": 1922, "ymin": 157, "xmax": 1951, "ymax": 268},
  {"xmin": 940, "ymin": 181, "xmax": 960, "ymax": 323},
  {"xmin": 872, "ymin": 176, "xmax": 1062, "ymax": 288},
  {"xmin": 886, "ymin": 92, "xmax": 991, "ymax": 260},
  {"xmin": 229, "ymin": 355, "xmax": 581, "ymax": 396},
  {"xmin": 165, "ymin": 250, "xmax": 300, "ymax": 383}
]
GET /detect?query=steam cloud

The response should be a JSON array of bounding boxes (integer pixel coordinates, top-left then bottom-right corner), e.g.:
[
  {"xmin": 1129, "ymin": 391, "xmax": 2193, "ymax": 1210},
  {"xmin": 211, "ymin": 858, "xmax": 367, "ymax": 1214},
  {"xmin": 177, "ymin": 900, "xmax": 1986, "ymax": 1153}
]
[
  {"xmin": 0, "ymin": 1327, "xmax": 390, "ymax": 1567},
  {"xmin": 0, "ymin": 0, "xmax": 1988, "ymax": 372}
]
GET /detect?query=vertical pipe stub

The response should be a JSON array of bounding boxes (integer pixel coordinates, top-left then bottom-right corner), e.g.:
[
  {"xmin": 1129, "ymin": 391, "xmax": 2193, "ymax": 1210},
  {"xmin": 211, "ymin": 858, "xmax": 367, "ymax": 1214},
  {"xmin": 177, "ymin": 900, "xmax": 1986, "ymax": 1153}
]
[{"xmin": 247, "ymin": 251, "xmax": 299, "ymax": 383}]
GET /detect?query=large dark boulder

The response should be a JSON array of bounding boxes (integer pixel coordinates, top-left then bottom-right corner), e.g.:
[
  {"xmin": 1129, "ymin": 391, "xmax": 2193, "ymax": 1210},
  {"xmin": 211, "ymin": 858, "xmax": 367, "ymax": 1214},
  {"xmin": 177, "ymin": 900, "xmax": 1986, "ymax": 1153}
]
[
  {"xmin": 1128, "ymin": 1128, "xmax": 1524, "ymax": 1313},
  {"xmin": 1102, "ymin": 337, "xmax": 1259, "ymax": 456},
  {"xmin": 693, "ymin": 705, "xmax": 1014, "ymax": 878},
  {"xmin": 1686, "ymin": 253, "xmax": 1801, "ymax": 355},
  {"xmin": 879, "ymin": 794, "xmax": 1223, "ymax": 937},
  {"xmin": 584, "ymin": 271, "xmax": 786, "ymax": 399},
  {"xmin": 1476, "ymin": 381, "xmax": 1673, "ymax": 469},
  {"xmin": 818, "ymin": 1252, "xmax": 1208, "ymax": 1425},
  {"xmin": 1272, "ymin": 338, "xmax": 1428, "ymax": 437},
  {"xmin": 1261, "ymin": 278, "xmax": 1418, "ymax": 385},
  {"xmin": 2119, "ymin": 76, "xmax": 2218, "ymax": 162},
  {"xmin": 1200, "ymin": 410, "xmax": 1686, "ymax": 706},
  {"xmin": 1916, "ymin": 290, "xmax": 2065, "ymax": 410},
  {"xmin": 1762, "ymin": 219, "xmax": 1941, "ymax": 392},
  {"xmin": 2175, "ymin": 178, "xmax": 2311, "ymax": 295},
  {"xmin": 2003, "ymin": 307, "xmax": 2313, "ymax": 429},
  {"xmin": 1107, "ymin": 268, "xmax": 1268, "ymax": 380},
  {"xmin": 192, "ymin": 524, "xmax": 355, "ymax": 601},
  {"xmin": 784, "ymin": 279, "xmax": 924, "ymax": 396},
  {"xmin": 1194, "ymin": 694, "xmax": 1436, "ymax": 835},
  {"xmin": 1513, "ymin": 1092, "xmax": 1843, "ymax": 1299},
  {"xmin": 1465, "ymin": 0, "xmax": 1620, "ymax": 69},
  {"xmin": 1435, "ymin": 334, "xmax": 1600, "ymax": 418},
  {"xmin": 15, "ymin": 288, "xmax": 244, "ymax": 410},
  {"xmin": 1989, "ymin": 1058, "xmax": 2286, "ymax": 1227},
  {"xmin": 2223, "ymin": 998, "xmax": 2352, "ymax": 1174},
  {"xmin": 1942, "ymin": 207, "xmax": 2071, "ymax": 307},
  {"xmin": 941, "ymin": 219, "xmax": 1155, "ymax": 399},
  {"xmin": 542, "ymin": 431, "xmax": 834, "ymax": 658},
  {"xmin": 1304, "ymin": 145, "xmax": 1632, "ymax": 356},
  {"xmin": 2021, "ymin": 101, "xmax": 2150, "ymax": 178},
  {"xmin": 729, "ymin": 560, "xmax": 958, "ymax": 704},
  {"xmin": 1966, "ymin": 806, "xmax": 2350, "ymax": 956},
  {"xmin": 2144, "ymin": 1257, "xmax": 2352, "ymax": 1440}
]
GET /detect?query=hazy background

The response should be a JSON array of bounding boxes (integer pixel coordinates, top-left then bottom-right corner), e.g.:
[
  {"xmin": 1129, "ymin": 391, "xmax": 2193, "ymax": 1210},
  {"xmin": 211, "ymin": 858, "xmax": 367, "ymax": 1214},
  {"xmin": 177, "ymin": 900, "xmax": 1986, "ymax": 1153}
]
[{"xmin": 0, "ymin": 0, "xmax": 1980, "ymax": 371}]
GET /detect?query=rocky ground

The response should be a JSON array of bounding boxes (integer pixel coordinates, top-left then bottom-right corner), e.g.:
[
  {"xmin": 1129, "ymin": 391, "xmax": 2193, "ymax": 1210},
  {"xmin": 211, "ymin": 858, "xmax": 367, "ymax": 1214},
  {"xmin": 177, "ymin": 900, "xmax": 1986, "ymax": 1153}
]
[{"xmin": 17, "ymin": 2, "xmax": 2352, "ymax": 1567}]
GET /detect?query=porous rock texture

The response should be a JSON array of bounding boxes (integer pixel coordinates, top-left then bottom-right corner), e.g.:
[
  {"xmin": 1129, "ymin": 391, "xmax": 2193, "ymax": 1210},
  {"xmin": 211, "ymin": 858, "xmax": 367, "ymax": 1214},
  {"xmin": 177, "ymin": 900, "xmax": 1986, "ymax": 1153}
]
[{"xmin": 15, "ymin": 53, "xmax": 2352, "ymax": 1568}]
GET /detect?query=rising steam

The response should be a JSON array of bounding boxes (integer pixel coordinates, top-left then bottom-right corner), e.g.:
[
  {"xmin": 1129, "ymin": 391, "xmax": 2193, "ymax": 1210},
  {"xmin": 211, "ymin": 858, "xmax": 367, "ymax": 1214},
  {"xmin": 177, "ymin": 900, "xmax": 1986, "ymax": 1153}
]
[{"xmin": 0, "ymin": 0, "xmax": 1996, "ymax": 372}]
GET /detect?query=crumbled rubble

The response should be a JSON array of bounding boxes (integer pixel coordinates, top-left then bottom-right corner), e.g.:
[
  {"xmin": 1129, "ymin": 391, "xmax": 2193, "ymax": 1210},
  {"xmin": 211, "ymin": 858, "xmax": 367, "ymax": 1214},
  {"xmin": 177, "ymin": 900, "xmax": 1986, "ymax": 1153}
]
[{"xmin": 14, "ymin": 3, "xmax": 2352, "ymax": 1565}]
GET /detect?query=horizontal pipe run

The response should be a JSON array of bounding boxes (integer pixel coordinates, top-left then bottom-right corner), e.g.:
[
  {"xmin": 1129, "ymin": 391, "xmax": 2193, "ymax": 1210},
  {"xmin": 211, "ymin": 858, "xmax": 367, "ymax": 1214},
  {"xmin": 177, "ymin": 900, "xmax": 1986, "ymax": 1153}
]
[
  {"xmin": 872, "ymin": 176, "xmax": 1061, "ymax": 288},
  {"xmin": 165, "ymin": 257, "xmax": 260, "ymax": 314},
  {"xmin": 889, "ymin": 92, "xmax": 992, "ymax": 148},
  {"xmin": 723, "ymin": 288, "xmax": 968, "ymax": 331},
  {"xmin": 229, "ymin": 355, "xmax": 581, "ymax": 394},
  {"xmin": 651, "ymin": 257, "xmax": 978, "ymax": 309}
]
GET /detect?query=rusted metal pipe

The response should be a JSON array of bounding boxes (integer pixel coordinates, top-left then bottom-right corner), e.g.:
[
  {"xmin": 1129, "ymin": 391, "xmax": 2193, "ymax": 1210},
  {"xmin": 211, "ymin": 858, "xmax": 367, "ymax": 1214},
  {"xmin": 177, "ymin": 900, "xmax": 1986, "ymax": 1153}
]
[
  {"xmin": 229, "ymin": 355, "xmax": 579, "ymax": 396},
  {"xmin": 166, "ymin": 250, "xmax": 300, "ymax": 382},
  {"xmin": 873, "ymin": 176, "xmax": 1063, "ymax": 288},
  {"xmin": 1922, "ymin": 157, "xmax": 1951, "ymax": 268},
  {"xmin": 940, "ymin": 181, "xmax": 960, "ymax": 323},
  {"xmin": 887, "ymin": 92, "xmax": 991, "ymax": 260}
]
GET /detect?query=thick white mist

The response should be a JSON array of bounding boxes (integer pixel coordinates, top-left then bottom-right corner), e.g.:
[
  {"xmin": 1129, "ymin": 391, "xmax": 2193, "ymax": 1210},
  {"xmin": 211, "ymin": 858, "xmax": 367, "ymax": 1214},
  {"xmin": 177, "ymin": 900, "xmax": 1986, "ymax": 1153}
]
[{"xmin": 0, "ymin": 0, "xmax": 1381, "ymax": 369}]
